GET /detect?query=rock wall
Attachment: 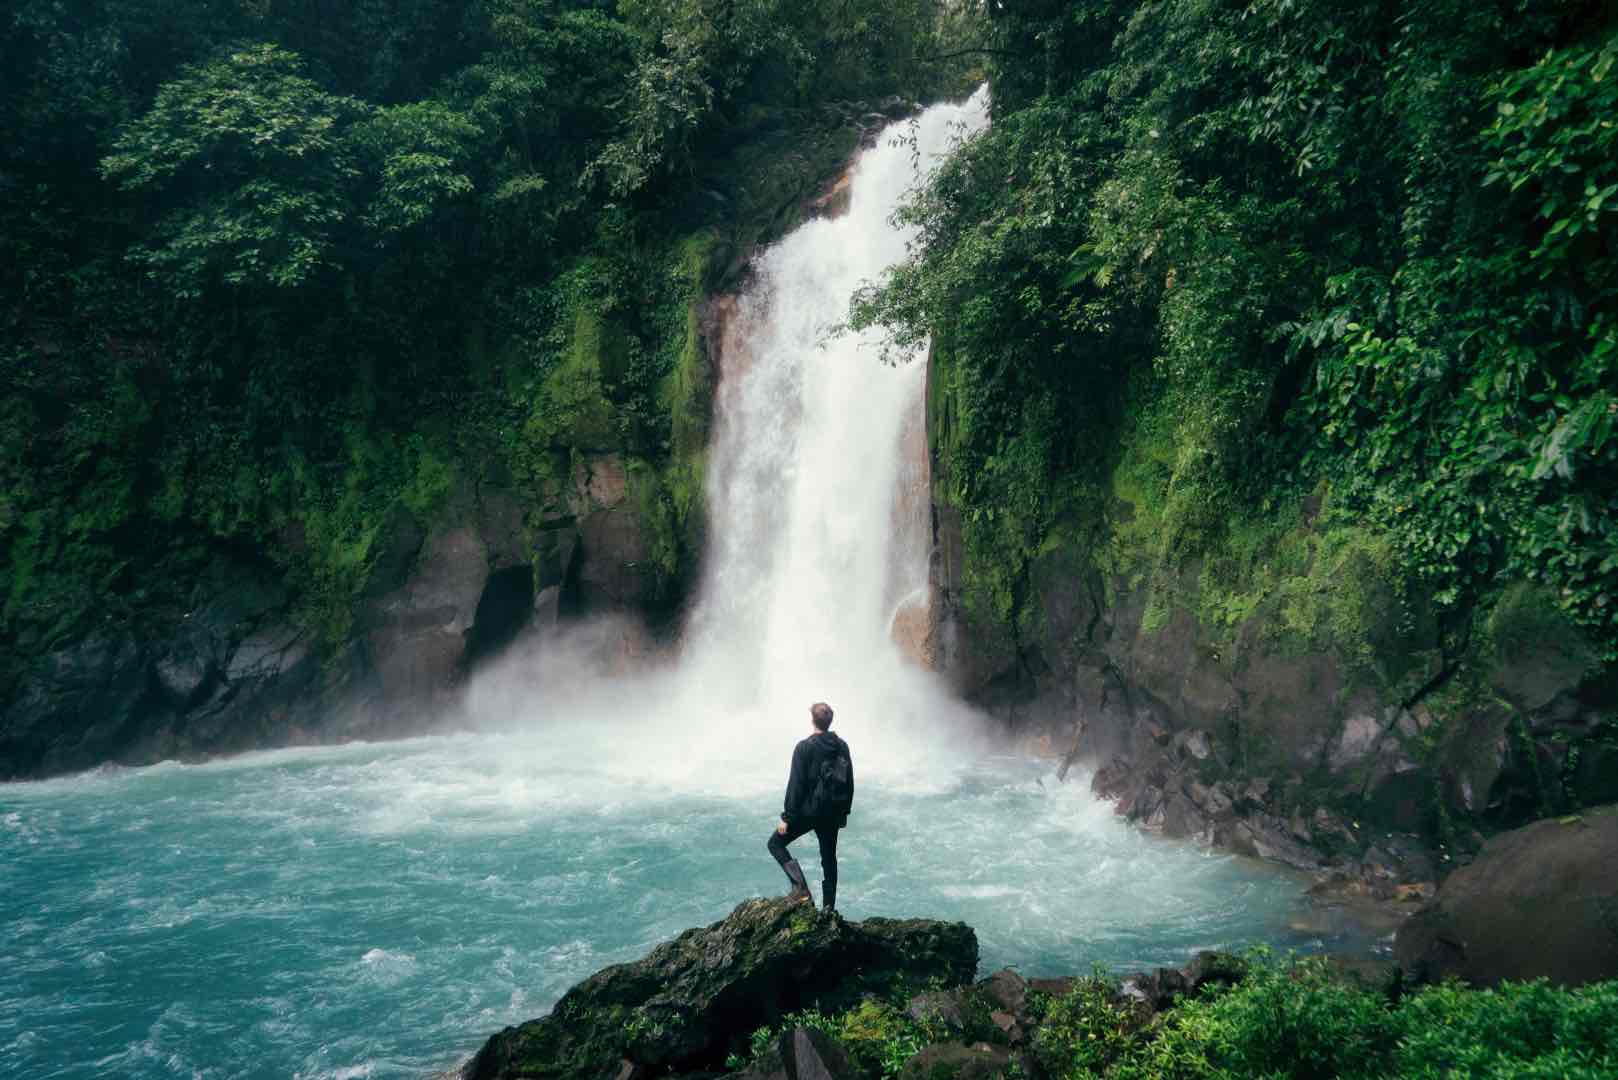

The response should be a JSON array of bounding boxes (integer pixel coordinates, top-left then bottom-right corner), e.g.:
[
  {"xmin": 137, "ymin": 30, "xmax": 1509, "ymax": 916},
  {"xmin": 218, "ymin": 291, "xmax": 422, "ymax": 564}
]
[
  {"xmin": 923, "ymin": 352, "xmax": 1617, "ymax": 885},
  {"xmin": 0, "ymin": 472, "xmax": 658, "ymax": 779}
]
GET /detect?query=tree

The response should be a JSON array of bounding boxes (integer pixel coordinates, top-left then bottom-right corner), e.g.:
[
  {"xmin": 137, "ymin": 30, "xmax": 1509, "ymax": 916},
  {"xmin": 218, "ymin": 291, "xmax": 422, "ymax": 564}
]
[{"xmin": 101, "ymin": 43, "xmax": 368, "ymax": 297}]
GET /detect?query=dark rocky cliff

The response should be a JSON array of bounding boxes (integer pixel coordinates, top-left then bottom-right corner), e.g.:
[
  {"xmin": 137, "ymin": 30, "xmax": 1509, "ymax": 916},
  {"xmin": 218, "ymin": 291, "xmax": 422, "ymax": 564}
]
[{"xmin": 922, "ymin": 344, "xmax": 1617, "ymax": 885}]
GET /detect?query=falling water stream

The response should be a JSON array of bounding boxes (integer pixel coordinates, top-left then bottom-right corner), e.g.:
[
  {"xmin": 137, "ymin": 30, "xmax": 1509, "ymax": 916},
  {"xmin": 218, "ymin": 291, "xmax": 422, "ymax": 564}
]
[{"xmin": 1, "ymin": 93, "xmax": 1355, "ymax": 1080}]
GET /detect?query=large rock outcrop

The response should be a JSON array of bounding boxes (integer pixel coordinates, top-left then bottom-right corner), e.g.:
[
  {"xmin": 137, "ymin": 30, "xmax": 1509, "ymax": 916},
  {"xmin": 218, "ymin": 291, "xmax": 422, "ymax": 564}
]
[
  {"xmin": 1395, "ymin": 804, "xmax": 1618, "ymax": 987},
  {"xmin": 464, "ymin": 898, "xmax": 978, "ymax": 1080},
  {"xmin": 0, "ymin": 478, "xmax": 640, "ymax": 778},
  {"xmin": 923, "ymin": 334, "xmax": 1615, "ymax": 880}
]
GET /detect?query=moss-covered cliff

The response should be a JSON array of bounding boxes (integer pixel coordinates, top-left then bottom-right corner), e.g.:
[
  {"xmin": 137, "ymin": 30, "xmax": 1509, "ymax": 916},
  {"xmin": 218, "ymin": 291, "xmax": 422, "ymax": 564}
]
[
  {"xmin": 932, "ymin": 369, "xmax": 1614, "ymax": 870},
  {"xmin": 872, "ymin": 2, "xmax": 1618, "ymax": 871}
]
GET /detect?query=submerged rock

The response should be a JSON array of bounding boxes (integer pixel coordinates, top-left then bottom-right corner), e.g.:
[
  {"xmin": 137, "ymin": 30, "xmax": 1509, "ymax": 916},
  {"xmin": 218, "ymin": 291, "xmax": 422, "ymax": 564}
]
[
  {"xmin": 464, "ymin": 898, "xmax": 977, "ymax": 1080},
  {"xmin": 1395, "ymin": 804, "xmax": 1618, "ymax": 987}
]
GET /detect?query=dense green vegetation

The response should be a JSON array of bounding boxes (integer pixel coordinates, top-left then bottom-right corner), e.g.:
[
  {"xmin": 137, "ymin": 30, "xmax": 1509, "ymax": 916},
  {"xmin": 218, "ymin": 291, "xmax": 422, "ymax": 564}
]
[
  {"xmin": 7, "ymin": 0, "xmax": 1615, "ymax": 721},
  {"xmin": 1, "ymin": 0, "xmax": 972, "ymax": 690},
  {"xmin": 853, "ymin": 1, "xmax": 1617, "ymax": 668},
  {"xmin": 728, "ymin": 954, "xmax": 1618, "ymax": 1079}
]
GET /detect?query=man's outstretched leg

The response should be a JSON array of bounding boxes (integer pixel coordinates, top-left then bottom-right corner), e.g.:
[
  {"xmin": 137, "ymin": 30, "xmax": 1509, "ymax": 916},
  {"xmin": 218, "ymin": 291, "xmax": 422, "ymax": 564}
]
[
  {"xmin": 814, "ymin": 824, "xmax": 840, "ymax": 913},
  {"xmin": 767, "ymin": 825, "xmax": 815, "ymax": 905}
]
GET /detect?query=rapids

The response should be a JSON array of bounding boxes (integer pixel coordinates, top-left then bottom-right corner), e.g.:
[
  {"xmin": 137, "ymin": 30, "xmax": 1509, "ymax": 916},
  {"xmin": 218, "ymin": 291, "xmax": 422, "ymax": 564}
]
[
  {"xmin": 2, "ymin": 738, "xmax": 1335, "ymax": 1079},
  {"xmin": 1, "ymin": 90, "xmax": 1358, "ymax": 1080}
]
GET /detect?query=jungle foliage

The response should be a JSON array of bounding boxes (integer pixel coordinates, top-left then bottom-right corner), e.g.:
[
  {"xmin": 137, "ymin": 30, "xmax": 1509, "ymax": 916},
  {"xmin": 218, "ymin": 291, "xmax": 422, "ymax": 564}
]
[
  {"xmin": 0, "ymin": 0, "xmax": 972, "ymax": 683},
  {"xmin": 852, "ymin": 0, "xmax": 1618, "ymax": 662},
  {"xmin": 1027, "ymin": 956, "xmax": 1618, "ymax": 1080},
  {"xmin": 724, "ymin": 955, "xmax": 1618, "ymax": 1080}
]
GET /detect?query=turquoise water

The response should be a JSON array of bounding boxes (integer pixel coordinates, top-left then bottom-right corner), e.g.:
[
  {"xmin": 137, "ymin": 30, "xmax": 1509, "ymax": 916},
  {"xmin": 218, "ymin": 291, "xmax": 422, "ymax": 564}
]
[{"xmin": 2, "ymin": 733, "xmax": 1335, "ymax": 1079}]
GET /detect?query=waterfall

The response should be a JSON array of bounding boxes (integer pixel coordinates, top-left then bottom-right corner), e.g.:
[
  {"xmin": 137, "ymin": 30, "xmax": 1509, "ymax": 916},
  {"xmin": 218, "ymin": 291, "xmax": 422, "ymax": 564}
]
[
  {"xmin": 465, "ymin": 90, "xmax": 993, "ymax": 789},
  {"xmin": 671, "ymin": 90, "xmax": 992, "ymax": 775}
]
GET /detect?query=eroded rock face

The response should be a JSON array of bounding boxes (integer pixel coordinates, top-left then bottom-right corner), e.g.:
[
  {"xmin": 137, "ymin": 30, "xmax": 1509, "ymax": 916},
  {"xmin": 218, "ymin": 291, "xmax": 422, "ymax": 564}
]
[
  {"xmin": 1, "ymin": 634, "xmax": 149, "ymax": 777},
  {"xmin": 1395, "ymin": 805, "xmax": 1618, "ymax": 988},
  {"xmin": 0, "ymin": 562, "xmax": 325, "ymax": 778},
  {"xmin": 1, "ymin": 487, "xmax": 585, "ymax": 778},
  {"xmin": 463, "ymin": 898, "xmax": 977, "ymax": 1080},
  {"xmin": 363, "ymin": 526, "xmax": 490, "ymax": 703}
]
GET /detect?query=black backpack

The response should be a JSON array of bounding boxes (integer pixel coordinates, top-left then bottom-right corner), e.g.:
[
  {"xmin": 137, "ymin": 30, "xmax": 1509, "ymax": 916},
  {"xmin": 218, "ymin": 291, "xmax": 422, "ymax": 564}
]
[{"xmin": 809, "ymin": 746, "xmax": 853, "ymax": 818}]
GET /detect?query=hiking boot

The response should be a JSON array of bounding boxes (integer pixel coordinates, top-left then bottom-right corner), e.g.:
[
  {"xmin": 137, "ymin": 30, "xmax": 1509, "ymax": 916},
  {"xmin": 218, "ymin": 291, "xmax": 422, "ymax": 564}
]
[{"xmin": 781, "ymin": 859, "xmax": 814, "ymax": 905}]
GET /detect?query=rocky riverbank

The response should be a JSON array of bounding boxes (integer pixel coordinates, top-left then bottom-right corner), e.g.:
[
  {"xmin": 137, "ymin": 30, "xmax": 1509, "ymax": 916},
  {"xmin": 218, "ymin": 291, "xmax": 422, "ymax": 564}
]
[
  {"xmin": 461, "ymin": 837, "xmax": 1618, "ymax": 1080},
  {"xmin": 461, "ymin": 896, "xmax": 1258, "ymax": 1080}
]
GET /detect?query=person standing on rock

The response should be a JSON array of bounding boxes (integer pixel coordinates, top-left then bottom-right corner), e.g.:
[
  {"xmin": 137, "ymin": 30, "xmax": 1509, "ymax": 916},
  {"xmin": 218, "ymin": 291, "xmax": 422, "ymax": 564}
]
[{"xmin": 768, "ymin": 701, "xmax": 854, "ymax": 911}]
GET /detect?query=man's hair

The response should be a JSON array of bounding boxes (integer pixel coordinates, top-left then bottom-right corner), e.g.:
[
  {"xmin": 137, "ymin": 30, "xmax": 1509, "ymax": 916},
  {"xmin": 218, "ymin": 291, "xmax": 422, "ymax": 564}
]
[{"xmin": 810, "ymin": 702, "xmax": 834, "ymax": 731}]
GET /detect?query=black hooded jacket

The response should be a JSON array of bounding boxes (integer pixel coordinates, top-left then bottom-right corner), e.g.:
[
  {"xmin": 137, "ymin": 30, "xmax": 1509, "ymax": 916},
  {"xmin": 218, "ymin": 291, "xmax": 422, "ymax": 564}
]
[{"xmin": 782, "ymin": 730, "xmax": 853, "ymax": 827}]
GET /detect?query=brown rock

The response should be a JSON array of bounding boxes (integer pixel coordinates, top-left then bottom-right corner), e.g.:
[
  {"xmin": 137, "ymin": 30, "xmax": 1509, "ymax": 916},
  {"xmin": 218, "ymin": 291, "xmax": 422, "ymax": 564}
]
[
  {"xmin": 575, "ymin": 508, "xmax": 650, "ymax": 610},
  {"xmin": 979, "ymin": 969, "xmax": 1027, "ymax": 1017},
  {"xmin": 572, "ymin": 453, "xmax": 629, "ymax": 512},
  {"xmin": 899, "ymin": 1043, "xmax": 1012, "ymax": 1080},
  {"xmin": 364, "ymin": 526, "xmax": 489, "ymax": 701},
  {"xmin": 1395, "ymin": 804, "xmax": 1618, "ymax": 987},
  {"xmin": 783, "ymin": 1027, "xmax": 856, "ymax": 1080},
  {"xmin": 891, "ymin": 597, "xmax": 940, "ymax": 671},
  {"xmin": 807, "ymin": 170, "xmax": 854, "ymax": 219},
  {"xmin": 906, "ymin": 990, "xmax": 967, "ymax": 1031}
]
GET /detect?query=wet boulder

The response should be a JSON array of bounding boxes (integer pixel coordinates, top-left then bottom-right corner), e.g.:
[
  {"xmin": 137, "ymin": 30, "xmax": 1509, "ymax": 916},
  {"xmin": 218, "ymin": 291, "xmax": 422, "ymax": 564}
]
[
  {"xmin": 363, "ymin": 525, "xmax": 490, "ymax": 701},
  {"xmin": 1395, "ymin": 804, "xmax": 1618, "ymax": 987},
  {"xmin": 464, "ymin": 898, "xmax": 977, "ymax": 1080}
]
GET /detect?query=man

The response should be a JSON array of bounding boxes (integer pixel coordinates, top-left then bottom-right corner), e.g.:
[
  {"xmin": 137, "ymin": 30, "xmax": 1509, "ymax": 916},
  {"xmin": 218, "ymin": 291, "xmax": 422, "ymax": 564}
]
[{"xmin": 767, "ymin": 701, "xmax": 853, "ymax": 911}]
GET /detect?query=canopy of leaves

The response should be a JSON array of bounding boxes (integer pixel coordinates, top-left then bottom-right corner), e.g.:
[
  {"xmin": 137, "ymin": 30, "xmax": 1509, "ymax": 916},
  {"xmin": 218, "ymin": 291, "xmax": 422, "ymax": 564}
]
[
  {"xmin": 0, "ymin": 0, "xmax": 975, "ymax": 683},
  {"xmin": 853, "ymin": 0, "xmax": 1618, "ymax": 659}
]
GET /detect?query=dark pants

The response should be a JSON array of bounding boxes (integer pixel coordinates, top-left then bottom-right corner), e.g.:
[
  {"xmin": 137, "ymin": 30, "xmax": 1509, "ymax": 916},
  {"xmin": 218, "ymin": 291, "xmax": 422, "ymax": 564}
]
[{"xmin": 767, "ymin": 820, "xmax": 839, "ymax": 887}]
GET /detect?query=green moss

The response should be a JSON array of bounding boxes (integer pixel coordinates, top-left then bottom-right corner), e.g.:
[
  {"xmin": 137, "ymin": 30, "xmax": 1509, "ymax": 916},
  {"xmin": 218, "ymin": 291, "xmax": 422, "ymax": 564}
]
[
  {"xmin": 1484, "ymin": 582, "xmax": 1598, "ymax": 680},
  {"xmin": 524, "ymin": 304, "xmax": 622, "ymax": 452},
  {"xmin": 400, "ymin": 439, "xmax": 455, "ymax": 519},
  {"xmin": 787, "ymin": 908, "xmax": 816, "ymax": 938},
  {"xmin": 626, "ymin": 450, "xmax": 707, "ymax": 616},
  {"xmin": 659, "ymin": 234, "xmax": 716, "ymax": 461},
  {"xmin": 277, "ymin": 427, "xmax": 459, "ymax": 651},
  {"xmin": 1102, "ymin": 403, "xmax": 1435, "ymax": 691}
]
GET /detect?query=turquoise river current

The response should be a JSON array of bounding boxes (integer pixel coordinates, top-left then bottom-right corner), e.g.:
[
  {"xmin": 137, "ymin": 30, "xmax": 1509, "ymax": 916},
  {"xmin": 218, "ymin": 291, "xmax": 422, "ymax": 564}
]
[{"xmin": 0, "ymin": 734, "xmax": 1359, "ymax": 1079}]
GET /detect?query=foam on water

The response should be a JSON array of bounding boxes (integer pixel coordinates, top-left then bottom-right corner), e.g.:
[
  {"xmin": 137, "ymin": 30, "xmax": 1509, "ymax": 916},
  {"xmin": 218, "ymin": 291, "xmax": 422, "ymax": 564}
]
[
  {"xmin": 0, "ymin": 92, "xmax": 1358, "ymax": 1079},
  {"xmin": 2, "ymin": 737, "xmax": 1344, "ymax": 1078}
]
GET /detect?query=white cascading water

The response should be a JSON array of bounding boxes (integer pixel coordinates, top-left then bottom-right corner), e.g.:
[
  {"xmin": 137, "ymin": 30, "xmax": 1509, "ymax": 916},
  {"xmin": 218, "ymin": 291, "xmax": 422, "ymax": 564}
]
[
  {"xmin": 463, "ymin": 90, "xmax": 995, "ymax": 790},
  {"xmin": 671, "ymin": 87, "xmax": 991, "ymax": 773}
]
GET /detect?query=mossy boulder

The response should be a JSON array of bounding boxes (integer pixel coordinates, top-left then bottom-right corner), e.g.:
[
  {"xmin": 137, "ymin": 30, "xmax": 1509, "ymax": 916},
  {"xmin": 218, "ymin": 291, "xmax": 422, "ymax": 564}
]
[
  {"xmin": 464, "ymin": 898, "xmax": 978, "ymax": 1080},
  {"xmin": 1395, "ymin": 804, "xmax": 1618, "ymax": 987}
]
